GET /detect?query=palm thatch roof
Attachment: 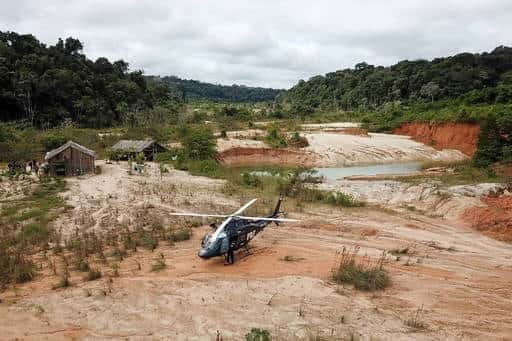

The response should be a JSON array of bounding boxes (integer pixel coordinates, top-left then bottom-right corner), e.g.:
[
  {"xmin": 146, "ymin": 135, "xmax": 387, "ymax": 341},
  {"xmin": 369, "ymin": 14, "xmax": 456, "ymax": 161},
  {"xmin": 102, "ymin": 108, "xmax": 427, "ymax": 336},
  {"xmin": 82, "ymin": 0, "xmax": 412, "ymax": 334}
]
[
  {"xmin": 45, "ymin": 141, "xmax": 96, "ymax": 161},
  {"xmin": 110, "ymin": 139, "xmax": 158, "ymax": 152}
]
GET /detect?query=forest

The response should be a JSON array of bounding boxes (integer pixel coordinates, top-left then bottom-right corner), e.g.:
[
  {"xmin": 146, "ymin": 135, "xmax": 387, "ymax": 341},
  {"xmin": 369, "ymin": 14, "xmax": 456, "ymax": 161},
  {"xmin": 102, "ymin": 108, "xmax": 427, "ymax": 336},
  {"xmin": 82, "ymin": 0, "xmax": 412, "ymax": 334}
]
[
  {"xmin": 0, "ymin": 31, "xmax": 184, "ymax": 128},
  {"xmin": 280, "ymin": 46, "xmax": 512, "ymax": 113},
  {"xmin": 157, "ymin": 75, "xmax": 282, "ymax": 102}
]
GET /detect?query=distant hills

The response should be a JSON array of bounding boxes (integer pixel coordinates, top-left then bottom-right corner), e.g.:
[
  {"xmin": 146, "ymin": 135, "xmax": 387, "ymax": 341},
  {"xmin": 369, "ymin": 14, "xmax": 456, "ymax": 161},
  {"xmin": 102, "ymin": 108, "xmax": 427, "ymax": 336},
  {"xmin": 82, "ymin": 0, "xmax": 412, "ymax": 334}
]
[
  {"xmin": 153, "ymin": 75, "xmax": 283, "ymax": 102},
  {"xmin": 280, "ymin": 46, "xmax": 512, "ymax": 112}
]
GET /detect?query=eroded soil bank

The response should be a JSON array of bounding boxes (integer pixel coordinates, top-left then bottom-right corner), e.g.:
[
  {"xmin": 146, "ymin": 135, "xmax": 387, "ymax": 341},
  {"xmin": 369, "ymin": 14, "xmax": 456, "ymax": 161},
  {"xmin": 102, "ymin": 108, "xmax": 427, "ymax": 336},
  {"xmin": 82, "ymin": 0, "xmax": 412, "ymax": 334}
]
[
  {"xmin": 394, "ymin": 122, "xmax": 480, "ymax": 156},
  {"xmin": 216, "ymin": 131, "xmax": 467, "ymax": 168}
]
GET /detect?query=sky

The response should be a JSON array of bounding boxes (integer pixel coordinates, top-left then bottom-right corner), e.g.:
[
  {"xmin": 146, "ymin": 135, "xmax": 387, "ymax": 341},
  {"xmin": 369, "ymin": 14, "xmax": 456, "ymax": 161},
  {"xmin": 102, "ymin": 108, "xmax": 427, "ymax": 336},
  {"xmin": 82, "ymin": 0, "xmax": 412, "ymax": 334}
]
[{"xmin": 2, "ymin": 0, "xmax": 512, "ymax": 89}]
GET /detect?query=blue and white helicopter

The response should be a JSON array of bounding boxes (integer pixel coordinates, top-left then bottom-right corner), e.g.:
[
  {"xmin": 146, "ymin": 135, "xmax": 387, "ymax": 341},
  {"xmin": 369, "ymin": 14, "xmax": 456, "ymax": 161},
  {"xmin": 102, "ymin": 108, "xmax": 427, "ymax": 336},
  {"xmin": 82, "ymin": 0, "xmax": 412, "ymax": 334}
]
[{"xmin": 170, "ymin": 196, "xmax": 299, "ymax": 264}]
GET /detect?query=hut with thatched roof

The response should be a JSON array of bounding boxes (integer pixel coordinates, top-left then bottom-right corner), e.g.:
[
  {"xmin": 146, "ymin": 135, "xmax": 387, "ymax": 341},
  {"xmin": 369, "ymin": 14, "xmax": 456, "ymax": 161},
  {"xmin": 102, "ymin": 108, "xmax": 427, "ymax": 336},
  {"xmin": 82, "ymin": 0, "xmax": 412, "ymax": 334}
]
[
  {"xmin": 44, "ymin": 141, "xmax": 96, "ymax": 176},
  {"xmin": 110, "ymin": 140, "xmax": 167, "ymax": 161}
]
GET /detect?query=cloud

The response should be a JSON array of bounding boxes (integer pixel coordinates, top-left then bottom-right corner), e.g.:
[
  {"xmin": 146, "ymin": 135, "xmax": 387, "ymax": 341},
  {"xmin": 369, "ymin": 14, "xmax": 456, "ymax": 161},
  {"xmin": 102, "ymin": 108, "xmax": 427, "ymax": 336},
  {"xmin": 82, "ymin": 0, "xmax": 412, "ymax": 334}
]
[{"xmin": 2, "ymin": 0, "xmax": 511, "ymax": 88}]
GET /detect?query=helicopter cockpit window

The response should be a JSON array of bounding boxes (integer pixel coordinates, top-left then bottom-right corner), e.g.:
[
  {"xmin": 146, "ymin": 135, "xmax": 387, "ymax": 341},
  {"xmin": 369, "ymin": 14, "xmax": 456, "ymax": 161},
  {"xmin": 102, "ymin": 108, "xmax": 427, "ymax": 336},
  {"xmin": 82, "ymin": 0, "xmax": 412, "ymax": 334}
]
[{"xmin": 202, "ymin": 233, "xmax": 212, "ymax": 247}]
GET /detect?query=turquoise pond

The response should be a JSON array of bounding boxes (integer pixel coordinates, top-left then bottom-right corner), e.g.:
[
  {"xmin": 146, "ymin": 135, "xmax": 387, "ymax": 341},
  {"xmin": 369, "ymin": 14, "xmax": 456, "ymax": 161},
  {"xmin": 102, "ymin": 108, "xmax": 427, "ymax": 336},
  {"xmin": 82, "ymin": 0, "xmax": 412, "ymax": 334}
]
[
  {"xmin": 313, "ymin": 162, "xmax": 422, "ymax": 180},
  {"xmin": 249, "ymin": 162, "xmax": 422, "ymax": 181}
]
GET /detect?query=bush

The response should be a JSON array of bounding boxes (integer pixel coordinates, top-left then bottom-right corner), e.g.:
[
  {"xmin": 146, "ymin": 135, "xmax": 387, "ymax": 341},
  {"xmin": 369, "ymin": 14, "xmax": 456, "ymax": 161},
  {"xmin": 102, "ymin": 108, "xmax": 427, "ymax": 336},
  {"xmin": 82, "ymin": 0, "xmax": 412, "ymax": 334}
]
[
  {"xmin": 287, "ymin": 132, "xmax": 309, "ymax": 148},
  {"xmin": 332, "ymin": 247, "xmax": 390, "ymax": 291},
  {"xmin": 246, "ymin": 328, "xmax": 271, "ymax": 341},
  {"xmin": 75, "ymin": 258, "xmax": 90, "ymax": 272},
  {"xmin": 241, "ymin": 173, "xmax": 262, "ymax": 188},
  {"xmin": 181, "ymin": 127, "xmax": 217, "ymax": 160},
  {"xmin": 176, "ymin": 159, "xmax": 221, "ymax": 177},
  {"xmin": 140, "ymin": 233, "xmax": 158, "ymax": 251},
  {"xmin": 41, "ymin": 132, "xmax": 67, "ymax": 151},
  {"xmin": 151, "ymin": 258, "xmax": 166, "ymax": 272},
  {"xmin": 154, "ymin": 151, "xmax": 175, "ymax": 163},
  {"xmin": 170, "ymin": 228, "xmax": 191, "ymax": 242},
  {"xmin": 265, "ymin": 125, "xmax": 287, "ymax": 148},
  {"xmin": 107, "ymin": 149, "xmax": 124, "ymax": 161},
  {"xmin": 84, "ymin": 269, "xmax": 102, "ymax": 281},
  {"xmin": 323, "ymin": 192, "xmax": 363, "ymax": 207},
  {"xmin": 18, "ymin": 223, "xmax": 50, "ymax": 245},
  {"xmin": 52, "ymin": 276, "xmax": 70, "ymax": 290}
]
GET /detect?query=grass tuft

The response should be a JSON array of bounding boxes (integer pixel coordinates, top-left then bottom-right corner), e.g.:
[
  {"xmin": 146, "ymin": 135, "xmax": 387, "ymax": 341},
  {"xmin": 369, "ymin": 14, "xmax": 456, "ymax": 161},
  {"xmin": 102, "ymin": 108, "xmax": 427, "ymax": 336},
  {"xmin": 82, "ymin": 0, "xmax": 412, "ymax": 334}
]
[
  {"xmin": 170, "ymin": 228, "xmax": 191, "ymax": 242},
  {"xmin": 151, "ymin": 258, "xmax": 166, "ymax": 272},
  {"xmin": 84, "ymin": 269, "xmax": 102, "ymax": 281},
  {"xmin": 332, "ymin": 246, "xmax": 390, "ymax": 291}
]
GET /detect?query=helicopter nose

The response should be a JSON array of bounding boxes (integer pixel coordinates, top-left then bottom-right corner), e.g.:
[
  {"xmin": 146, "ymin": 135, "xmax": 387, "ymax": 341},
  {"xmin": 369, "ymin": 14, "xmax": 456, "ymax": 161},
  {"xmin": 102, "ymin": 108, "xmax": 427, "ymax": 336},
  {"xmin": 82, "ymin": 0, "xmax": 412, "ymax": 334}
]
[{"xmin": 198, "ymin": 248, "xmax": 209, "ymax": 258}]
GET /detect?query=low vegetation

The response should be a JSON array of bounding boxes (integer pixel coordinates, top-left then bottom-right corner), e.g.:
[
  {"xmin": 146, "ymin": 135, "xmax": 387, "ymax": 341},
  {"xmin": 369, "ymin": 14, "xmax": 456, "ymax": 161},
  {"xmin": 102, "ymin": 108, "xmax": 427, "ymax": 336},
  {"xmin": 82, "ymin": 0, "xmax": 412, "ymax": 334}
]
[
  {"xmin": 332, "ymin": 247, "xmax": 390, "ymax": 291},
  {"xmin": 151, "ymin": 258, "xmax": 166, "ymax": 272},
  {"xmin": 0, "ymin": 177, "xmax": 66, "ymax": 288},
  {"xmin": 245, "ymin": 328, "xmax": 271, "ymax": 341},
  {"xmin": 404, "ymin": 305, "xmax": 427, "ymax": 330},
  {"xmin": 84, "ymin": 269, "xmax": 102, "ymax": 281}
]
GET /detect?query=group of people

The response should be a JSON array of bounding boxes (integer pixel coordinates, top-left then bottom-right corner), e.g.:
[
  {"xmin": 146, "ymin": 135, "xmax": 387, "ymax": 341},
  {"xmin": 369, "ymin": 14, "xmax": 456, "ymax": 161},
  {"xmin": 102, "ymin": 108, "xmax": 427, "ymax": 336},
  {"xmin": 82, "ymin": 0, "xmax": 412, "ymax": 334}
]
[{"xmin": 7, "ymin": 160, "xmax": 48, "ymax": 176}]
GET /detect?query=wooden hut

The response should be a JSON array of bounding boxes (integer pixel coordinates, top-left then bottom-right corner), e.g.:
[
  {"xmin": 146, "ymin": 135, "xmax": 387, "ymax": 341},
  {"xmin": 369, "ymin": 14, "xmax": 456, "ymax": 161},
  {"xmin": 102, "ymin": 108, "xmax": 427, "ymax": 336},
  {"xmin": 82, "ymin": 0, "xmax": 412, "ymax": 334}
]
[
  {"xmin": 110, "ymin": 140, "xmax": 167, "ymax": 161},
  {"xmin": 44, "ymin": 141, "xmax": 96, "ymax": 176}
]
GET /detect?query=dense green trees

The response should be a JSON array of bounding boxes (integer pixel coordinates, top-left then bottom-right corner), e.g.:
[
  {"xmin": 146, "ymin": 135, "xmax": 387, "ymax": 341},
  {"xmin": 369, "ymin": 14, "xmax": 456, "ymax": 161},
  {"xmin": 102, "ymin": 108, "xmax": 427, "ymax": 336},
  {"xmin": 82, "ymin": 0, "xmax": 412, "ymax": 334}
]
[
  {"xmin": 281, "ymin": 46, "xmax": 512, "ymax": 112},
  {"xmin": 0, "ymin": 31, "xmax": 173, "ymax": 128},
  {"xmin": 157, "ymin": 75, "xmax": 282, "ymax": 102}
]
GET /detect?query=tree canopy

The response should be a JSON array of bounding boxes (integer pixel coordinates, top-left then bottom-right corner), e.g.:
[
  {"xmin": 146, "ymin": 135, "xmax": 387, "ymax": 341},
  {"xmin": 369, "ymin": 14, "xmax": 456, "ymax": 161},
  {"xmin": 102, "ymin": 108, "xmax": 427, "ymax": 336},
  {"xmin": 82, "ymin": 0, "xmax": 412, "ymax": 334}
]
[
  {"xmin": 156, "ymin": 75, "xmax": 282, "ymax": 102},
  {"xmin": 280, "ymin": 46, "xmax": 512, "ymax": 113},
  {"xmin": 0, "ymin": 31, "xmax": 174, "ymax": 128}
]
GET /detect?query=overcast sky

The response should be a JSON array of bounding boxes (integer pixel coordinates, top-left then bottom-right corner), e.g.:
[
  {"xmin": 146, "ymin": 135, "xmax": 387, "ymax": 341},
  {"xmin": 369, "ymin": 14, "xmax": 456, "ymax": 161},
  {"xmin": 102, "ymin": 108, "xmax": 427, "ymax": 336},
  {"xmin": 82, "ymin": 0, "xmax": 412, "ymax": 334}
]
[{"xmin": 2, "ymin": 0, "xmax": 511, "ymax": 89}]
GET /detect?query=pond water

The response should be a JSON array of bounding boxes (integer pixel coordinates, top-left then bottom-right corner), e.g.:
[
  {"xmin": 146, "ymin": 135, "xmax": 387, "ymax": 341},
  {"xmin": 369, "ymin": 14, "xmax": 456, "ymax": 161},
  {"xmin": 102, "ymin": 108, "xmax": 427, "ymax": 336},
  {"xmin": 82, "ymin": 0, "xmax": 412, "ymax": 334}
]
[
  {"xmin": 248, "ymin": 162, "xmax": 422, "ymax": 181},
  {"xmin": 314, "ymin": 162, "xmax": 422, "ymax": 181}
]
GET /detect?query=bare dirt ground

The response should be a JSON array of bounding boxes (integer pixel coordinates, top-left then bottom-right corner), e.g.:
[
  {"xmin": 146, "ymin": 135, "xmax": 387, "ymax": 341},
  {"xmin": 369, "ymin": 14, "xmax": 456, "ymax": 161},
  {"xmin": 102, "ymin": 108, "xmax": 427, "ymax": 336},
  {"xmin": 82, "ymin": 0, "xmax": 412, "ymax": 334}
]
[
  {"xmin": 216, "ymin": 130, "xmax": 467, "ymax": 167},
  {"xmin": 1, "ymin": 162, "xmax": 512, "ymax": 340}
]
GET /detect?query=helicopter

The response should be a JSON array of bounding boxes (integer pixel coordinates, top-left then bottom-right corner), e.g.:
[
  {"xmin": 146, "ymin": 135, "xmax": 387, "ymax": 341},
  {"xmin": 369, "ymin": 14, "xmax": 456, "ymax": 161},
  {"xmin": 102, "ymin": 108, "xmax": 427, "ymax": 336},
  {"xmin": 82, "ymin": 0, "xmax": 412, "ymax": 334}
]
[{"xmin": 170, "ymin": 196, "xmax": 299, "ymax": 264}]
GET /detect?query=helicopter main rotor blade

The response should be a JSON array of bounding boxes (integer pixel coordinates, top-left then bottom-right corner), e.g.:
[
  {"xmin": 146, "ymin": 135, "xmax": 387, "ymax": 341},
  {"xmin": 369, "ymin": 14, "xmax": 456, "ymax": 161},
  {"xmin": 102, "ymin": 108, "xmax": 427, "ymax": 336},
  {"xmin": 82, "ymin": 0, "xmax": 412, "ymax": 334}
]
[
  {"xmin": 169, "ymin": 213, "xmax": 230, "ymax": 218},
  {"xmin": 211, "ymin": 216, "xmax": 233, "ymax": 239},
  {"xmin": 235, "ymin": 216, "xmax": 300, "ymax": 222},
  {"xmin": 232, "ymin": 198, "xmax": 258, "ymax": 216}
]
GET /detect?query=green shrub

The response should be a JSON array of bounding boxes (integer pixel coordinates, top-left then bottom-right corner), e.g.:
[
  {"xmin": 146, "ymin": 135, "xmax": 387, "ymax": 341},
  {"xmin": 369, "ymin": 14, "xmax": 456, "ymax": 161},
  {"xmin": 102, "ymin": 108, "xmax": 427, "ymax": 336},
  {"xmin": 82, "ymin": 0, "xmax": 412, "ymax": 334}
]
[
  {"xmin": 41, "ymin": 132, "xmax": 67, "ymax": 151},
  {"xmin": 140, "ymin": 233, "xmax": 158, "ymax": 251},
  {"xmin": 176, "ymin": 159, "xmax": 221, "ymax": 177},
  {"xmin": 333, "ymin": 247, "xmax": 390, "ymax": 291},
  {"xmin": 52, "ymin": 276, "xmax": 70, "ymax": 290},
  {"xmin": 84, "ymin": 269, "xmax": 102, "ymax": 281},
  {"xmin": 287, "ymin": 132, "xmax": 309, "ymax": 148},
  {"xmin": 151, "ymin": 258, "xmax": 166, "ymax": 272},
  {"xmin": 18, "ymin": 223, "xmax": 50, "ymax": 245},
  {"xmin": 154, "ymin": 151, "xmax": 176, "ymax": 163},
  {"xmin": 170, "ymin": 228, "xmax": 191, "ymax": 242},
  {"xmin": 180, "ymin": 127, "xmax": 217, "ymax": 160},
  {"xmin": 75, "ymin": 258, "xmax": 90, "ymax": 272},
  {"xmin": 246, "ymin": 328, "xmax": 271, "ymax": 341},
  {"xmin": 265, "ymin": 125, "xmax": 287, "ymax": 148},
  {"xmin": 241, "ymin": 173, "xmax": 262, "ymax": 188},
  {"xmin": 323, "ymin": 192, "xmax": 363, "ymax": 207}
]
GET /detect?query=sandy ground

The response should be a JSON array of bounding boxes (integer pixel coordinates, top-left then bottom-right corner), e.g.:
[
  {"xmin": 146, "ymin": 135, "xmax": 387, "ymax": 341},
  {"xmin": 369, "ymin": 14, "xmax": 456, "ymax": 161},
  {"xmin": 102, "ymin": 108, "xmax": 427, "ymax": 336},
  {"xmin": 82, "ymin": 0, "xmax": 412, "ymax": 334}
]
[
  {"xmin": 318, "ymin": 180, "xmax": 505, "ymax": 220},
  {"xmin": 304, "ymin": 133, "xmax": 467, "ymax": 166},
  {"xmin": 217, "ymin": 131, "xmax": 467, "ymax": 167},
  {"xmin": 1, "ymin": 162, "xmax": 512, "ymax": 340}
]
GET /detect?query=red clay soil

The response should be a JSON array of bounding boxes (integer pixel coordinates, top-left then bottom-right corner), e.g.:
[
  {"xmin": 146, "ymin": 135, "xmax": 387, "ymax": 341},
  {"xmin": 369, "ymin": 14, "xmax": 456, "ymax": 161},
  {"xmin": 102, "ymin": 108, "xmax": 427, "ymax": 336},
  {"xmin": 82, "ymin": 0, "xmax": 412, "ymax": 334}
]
[
  {"xmin": 394, "ymin": 122, "xmax": 480, "ymax": 156},
  {"xmin": 462, "ymin": 195, "xmax": 512, "ymax": 242},
  {"xmin": 216, "ymin": 147, "xmax": 317, "ymax": 167}
]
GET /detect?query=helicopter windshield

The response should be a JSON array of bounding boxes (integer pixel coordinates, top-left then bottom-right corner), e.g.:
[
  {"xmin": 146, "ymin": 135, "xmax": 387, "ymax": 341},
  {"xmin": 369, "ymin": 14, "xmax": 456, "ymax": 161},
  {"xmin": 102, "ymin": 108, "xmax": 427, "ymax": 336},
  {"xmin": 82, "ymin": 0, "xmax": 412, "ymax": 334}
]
[{"xmin": 202, "ymin": 233, "xmax": 212, "ymax": 247}]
